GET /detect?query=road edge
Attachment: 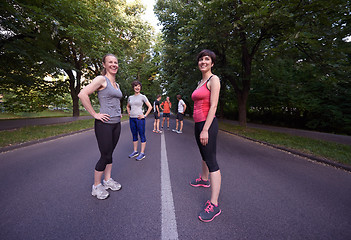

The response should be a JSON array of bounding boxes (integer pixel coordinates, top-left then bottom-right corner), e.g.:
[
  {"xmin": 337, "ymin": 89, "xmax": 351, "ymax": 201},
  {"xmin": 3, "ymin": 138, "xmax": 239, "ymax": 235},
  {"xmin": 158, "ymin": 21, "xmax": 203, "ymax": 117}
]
[
  {"xmin": 220, "ymin": 129, "xmax": 351, "ymax": 173},
  {"xmin": 0, "ymin": 118, "xmax": 128, "ymax": 154},
  {"xmin": 0, "ymin": 128, "xmax": 94, "ymax": 154}
]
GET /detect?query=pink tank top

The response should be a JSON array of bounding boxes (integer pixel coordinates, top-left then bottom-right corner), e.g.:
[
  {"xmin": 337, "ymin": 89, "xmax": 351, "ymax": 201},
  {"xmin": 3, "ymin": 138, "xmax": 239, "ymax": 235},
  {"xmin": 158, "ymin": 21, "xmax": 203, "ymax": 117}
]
[{"xmin": 191, "ymin": 77, "xmax": 212, "ymax": 123}]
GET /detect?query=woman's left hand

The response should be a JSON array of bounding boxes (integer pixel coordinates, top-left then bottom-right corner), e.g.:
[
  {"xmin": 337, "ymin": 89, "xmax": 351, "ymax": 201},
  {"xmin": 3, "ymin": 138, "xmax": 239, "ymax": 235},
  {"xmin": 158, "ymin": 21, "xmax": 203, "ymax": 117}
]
[{"xmin": 200, "ymin": 130, "xmax": 209, "ymax": 146}]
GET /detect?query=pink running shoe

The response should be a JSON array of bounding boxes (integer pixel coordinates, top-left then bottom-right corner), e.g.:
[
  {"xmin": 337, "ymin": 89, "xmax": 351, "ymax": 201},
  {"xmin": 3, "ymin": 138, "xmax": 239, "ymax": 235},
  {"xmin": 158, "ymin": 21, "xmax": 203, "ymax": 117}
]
[
  {"xmin": 190, "ymin": 175, "xmax": 210, "ymax": 188},
  {"xmin": 199, "ymin": 201, "xmax": 221, "ymax": 222}
]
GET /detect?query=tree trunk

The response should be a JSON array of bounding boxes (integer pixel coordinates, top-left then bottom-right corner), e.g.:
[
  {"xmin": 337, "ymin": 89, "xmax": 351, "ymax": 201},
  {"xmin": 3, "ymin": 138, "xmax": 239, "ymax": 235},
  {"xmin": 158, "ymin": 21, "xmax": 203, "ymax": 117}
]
[
  {"xmin": 225, "ymin": 69, "xmax": 251, "ymax": 127},
  {"xmin": 237, "ymin": 93, "xmax": 247, "ymax": 127},
  {"xmin": 237, "ymin": 31, "xmax": 252, "ymax": 127},
  {"xmin": 65, "ymin": 69, "xmax": 81, "ymax": 117},
  {"xmin": 72, "ymin": 94, "xmax": 80, "ymax": 117}
]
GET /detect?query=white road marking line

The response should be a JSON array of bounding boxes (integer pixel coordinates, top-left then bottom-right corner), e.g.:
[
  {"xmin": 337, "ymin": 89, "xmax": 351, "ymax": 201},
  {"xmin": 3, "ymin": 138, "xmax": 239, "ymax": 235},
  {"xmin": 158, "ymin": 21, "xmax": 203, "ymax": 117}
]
[{"xmin": 161, "ymin": 133, "xmax": 179, "ymax": 240}]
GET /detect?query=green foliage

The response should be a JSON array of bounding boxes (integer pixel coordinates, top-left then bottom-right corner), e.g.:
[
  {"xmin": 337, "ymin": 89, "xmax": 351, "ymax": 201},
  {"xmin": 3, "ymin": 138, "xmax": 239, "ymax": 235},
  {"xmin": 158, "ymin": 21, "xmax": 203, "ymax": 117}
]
[
  {"xmin": 119, "ymin": 33, "xmax": 163, "ymax": 108},
  {"xmin": 1, "ymin": 74, "xmax": 69, "ymax": 112},
  {"xmin": 155, "ymin": 0, "xmax": 351, "ymax": 133},
  {"xmin": 0, "ymin": 0, "xmax": 155, "ymax": 116},
  {"xmin": 248, "ymin": 0, "xmax": 351, "ymax": 133}
]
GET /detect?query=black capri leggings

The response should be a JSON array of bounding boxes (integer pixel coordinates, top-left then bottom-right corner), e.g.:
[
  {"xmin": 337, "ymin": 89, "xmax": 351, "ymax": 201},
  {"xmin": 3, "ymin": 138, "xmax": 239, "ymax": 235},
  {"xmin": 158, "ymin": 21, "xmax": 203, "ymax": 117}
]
[
  {"xmin": 94, "ymin": 120, "xmax": 121, "ymax": 171},
  {"xmin": 194, "ymin": 117, "xmax": 219, "ymax": 172}
]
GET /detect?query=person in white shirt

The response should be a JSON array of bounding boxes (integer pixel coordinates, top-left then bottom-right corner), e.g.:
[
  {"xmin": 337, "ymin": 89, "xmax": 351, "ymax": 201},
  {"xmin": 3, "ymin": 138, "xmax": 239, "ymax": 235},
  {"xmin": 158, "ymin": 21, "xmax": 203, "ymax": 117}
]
[{"xmin": 172, "ymin": 94, "xmax": 186, "ymax": 133}]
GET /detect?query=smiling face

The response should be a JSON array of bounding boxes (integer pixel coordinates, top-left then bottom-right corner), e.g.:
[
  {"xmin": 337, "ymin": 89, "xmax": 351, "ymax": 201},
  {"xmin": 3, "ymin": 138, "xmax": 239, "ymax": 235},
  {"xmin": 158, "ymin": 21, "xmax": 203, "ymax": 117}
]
[
  {"xmin": 133, "ymin": 84, "xmax": 141, "ymax": 93},
  {"xmin": 103, "ymin": 55, "xmax": 118, "ymax": 75},
  {"xmin": 198, "ymin": 55, "xmax": 214, "ymax": 73}
]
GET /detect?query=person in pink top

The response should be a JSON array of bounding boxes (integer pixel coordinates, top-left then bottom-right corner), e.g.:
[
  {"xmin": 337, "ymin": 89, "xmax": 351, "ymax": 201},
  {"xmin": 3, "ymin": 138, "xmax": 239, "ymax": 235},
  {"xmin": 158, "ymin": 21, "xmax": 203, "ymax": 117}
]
[{"xmin": 190, "ymin": 49, "xmax": 221, "ymax": 222}]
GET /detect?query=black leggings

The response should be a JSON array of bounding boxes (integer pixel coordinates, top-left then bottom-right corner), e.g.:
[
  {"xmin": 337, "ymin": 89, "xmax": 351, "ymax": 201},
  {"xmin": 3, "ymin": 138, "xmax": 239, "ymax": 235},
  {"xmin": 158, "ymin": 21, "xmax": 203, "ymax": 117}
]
[
  {"xmin": 94, "ymin": 120, "xmax": 121, "ymax": 171},
  {"xmin": 194, "ymin": 118, "xmax": 219, "ymax": 172}
]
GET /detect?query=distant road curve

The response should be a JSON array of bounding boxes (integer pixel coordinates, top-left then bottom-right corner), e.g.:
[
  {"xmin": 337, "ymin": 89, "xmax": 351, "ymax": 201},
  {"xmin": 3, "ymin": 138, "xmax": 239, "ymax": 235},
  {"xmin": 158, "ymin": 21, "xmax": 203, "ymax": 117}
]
[
  {"xmin": 0, "ymin": 116, "xmax": 93, "ymax": 131},
  {"xmin": 218, "ymin": 119, "xmax": 351, "ymax": 146}
]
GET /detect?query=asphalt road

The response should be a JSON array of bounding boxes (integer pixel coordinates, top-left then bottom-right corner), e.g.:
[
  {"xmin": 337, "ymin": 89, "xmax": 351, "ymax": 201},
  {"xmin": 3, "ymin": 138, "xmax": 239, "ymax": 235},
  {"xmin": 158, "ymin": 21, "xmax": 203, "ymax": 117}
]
[{"xmin": 1, "ymin": 117, "xmax": 350, "ymax": 240}]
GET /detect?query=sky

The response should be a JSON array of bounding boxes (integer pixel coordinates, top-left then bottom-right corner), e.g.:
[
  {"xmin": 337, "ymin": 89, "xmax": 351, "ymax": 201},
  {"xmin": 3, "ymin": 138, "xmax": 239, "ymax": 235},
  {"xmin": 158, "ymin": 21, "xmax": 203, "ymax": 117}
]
[{"xmin": 128, "ymin": 0, "xmax": 162, "ymax": 32}]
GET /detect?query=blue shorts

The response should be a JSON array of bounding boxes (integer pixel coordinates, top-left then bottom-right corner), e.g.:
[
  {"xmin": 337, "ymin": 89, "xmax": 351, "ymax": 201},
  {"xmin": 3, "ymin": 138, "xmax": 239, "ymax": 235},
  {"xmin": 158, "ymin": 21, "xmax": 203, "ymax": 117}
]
[
  {"xmin": 163, "ymin": 113, "xmax": 170, "ymax": 118},
  {"xmin": 129, "ymin": 118, "xmax": 146, "ymax": 143}
]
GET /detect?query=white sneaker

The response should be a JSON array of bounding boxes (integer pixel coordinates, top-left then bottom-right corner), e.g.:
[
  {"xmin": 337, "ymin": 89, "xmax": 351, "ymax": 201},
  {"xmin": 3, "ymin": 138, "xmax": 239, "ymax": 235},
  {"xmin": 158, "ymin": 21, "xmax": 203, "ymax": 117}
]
[
  {"xmin": 92, "ymin": 184, "xmax": 109, "ymax": 200},
  {"xmin": 103, "ymin": 178, "xmax": 122, "ymax": 191},
  {"xmin": 177, "ymin": 130, "xmax": 183, "ymax": 134}
]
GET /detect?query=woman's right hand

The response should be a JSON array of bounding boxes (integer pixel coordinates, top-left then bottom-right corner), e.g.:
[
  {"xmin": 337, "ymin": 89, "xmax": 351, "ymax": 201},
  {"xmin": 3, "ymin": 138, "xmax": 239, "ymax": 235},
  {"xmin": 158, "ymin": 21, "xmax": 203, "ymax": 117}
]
[{"xmin": 94, "ymin": 113, "xmax": 110, "ymax": 122}]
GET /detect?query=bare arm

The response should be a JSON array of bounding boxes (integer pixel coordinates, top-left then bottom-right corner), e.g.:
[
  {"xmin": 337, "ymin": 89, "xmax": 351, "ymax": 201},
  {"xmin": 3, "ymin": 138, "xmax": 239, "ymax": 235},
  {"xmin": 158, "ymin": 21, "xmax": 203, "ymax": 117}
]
[
  {"xmin": 182, "ymin": 102, "xmax": 187, "ymax": 114},
  {"xmin": 156, "ymin": 105, "xmax": 160, "ymax": 116},
  {"xmin": 139, "ymin": 101, "xmax": 153, "ymax": 119},
  {"xmin": 200, "ymin": 75, "xmax": 221, "ymax": 145},
  {"xmin": 126, "ymin": 102, "xmax": 131, "ymax": 116},
  {"xmin": 78, "ymin": 76, "xmax": 110, "ymax": 122}
]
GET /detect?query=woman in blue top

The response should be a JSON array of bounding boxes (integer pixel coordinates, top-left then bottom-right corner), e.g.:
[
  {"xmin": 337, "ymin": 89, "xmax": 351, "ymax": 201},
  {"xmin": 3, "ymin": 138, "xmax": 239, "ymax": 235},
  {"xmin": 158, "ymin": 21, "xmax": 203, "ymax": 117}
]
[
  {"xmin": 78, "ymin": 53, "xmax": 123, "ymax": 200},
  {"xmin": 126, "ymin": 81, "xmax": 152, "ymax": 161}
]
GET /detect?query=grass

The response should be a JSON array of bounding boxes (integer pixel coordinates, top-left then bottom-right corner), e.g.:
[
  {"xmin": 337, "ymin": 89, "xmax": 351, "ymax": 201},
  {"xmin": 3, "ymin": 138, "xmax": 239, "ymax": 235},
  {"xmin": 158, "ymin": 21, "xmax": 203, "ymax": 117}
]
[
  {"xmin": 0, "ymin": 119, "xmax": 95, "ymax": 147},
  {"xmin": 218, "ymin": 122, "xmax": 351, "ymax": 166},
  {"xmin": 0, "ymin": 110, "xmax": 90, "ymax": 119},
  {"xmin": 0, "ymin": 115, "xmax": 128, "ymax": 148}
]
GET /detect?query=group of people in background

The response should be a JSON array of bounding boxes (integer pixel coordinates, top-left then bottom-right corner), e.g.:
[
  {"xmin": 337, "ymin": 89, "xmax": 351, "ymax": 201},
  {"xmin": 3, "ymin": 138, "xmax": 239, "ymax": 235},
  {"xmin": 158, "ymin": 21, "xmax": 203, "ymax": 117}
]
[
  {"xmin": 78, "ymin": 49, "xmax": 221, "ymax": 222},
  {"xmin": 152, "ymin": 94, "xmax": 186, "ymax": 134}
]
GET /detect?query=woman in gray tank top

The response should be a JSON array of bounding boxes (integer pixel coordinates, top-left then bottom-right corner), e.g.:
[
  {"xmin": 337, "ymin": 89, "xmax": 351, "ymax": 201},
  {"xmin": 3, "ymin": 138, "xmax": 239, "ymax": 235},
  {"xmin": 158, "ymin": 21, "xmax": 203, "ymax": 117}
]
[{"xmin": 78, "ymin": 53, "xmax": 123, "ymax": 200}]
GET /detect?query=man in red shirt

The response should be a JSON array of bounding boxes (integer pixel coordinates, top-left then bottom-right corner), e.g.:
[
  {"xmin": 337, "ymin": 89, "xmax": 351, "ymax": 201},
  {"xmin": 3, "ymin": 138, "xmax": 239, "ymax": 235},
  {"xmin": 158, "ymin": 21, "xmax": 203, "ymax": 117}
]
[{"xmin": 160, "ymin": 96, "xmax": 172, "ymax": 130}]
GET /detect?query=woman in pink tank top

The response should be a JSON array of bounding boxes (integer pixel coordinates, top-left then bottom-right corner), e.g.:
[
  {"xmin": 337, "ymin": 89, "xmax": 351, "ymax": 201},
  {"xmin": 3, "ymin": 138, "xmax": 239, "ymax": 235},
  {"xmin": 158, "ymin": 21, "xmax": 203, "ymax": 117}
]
[{"xmin": 190, "ymin": 49, "xmax": 222, "ymax": 222}]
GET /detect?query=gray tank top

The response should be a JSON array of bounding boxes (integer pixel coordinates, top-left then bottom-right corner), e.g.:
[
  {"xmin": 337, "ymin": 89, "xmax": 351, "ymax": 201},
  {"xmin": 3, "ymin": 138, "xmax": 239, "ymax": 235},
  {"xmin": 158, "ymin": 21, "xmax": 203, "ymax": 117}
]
[{"xmin": 98, "ymin": 76, "xmax": 123, "ymax": 124}]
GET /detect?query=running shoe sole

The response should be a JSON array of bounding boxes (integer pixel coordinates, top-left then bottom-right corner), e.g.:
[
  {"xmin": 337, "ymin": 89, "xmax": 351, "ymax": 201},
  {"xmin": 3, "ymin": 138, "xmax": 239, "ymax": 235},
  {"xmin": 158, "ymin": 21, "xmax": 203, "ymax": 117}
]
[
  {"xmin": 190, "ymin": 183, "xmax": 211, "ymax": 188},
  {"xmin": 128, "ymin": 152, "xmax": 139, "ymax": 158},
  {"xmin": 104, "ymin": 183, "xmax": 122, "ymax": 191},
  {"xmin": 104, "ymin": 185, "xmax": 122, "ymax": 191},
  {"xmin": 136, "ymin": 155, "xmax": 145, "ymax": 161},
  {"xmin": 91, "ymin": 192, "xmax": 109, "ymax": 200}
]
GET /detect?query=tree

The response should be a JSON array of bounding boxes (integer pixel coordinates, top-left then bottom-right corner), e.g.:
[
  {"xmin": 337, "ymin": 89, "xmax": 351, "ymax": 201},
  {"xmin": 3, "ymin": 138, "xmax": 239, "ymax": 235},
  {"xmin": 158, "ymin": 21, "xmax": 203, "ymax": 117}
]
[
  {"xmin": 155, "ymin": 0, "xmax": 351, "ymax": 129},
  {"xmin": 0, "ymin": 0, "xmax": 154, "ymax": 116},
  {"xmin": 0, "ymin": 0, "xmax": 66, "ymax": 112},
  {"xmin": 47, "ymin": 0, "xmax": 153, "ymax": 116}
]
